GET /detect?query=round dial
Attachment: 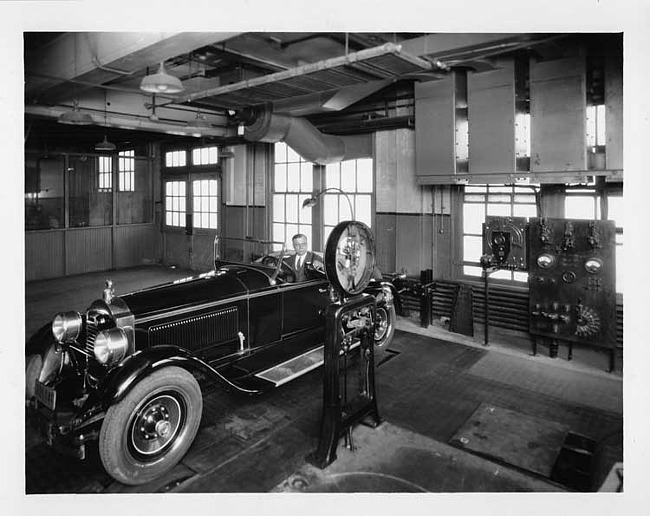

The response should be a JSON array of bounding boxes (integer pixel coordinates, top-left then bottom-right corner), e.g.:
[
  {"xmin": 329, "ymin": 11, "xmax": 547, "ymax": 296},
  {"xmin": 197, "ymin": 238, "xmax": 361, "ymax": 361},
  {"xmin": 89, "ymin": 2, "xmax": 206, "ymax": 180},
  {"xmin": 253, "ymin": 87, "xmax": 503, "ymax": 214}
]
[
  {"xmin": 584, "ymin": 257, "xmax": 603, "ymax": 274},
  {"xmin": 536, "ymin": 253, "xmax": 555, "ymax": 269},
  {"xmin": 325, "ymin": 221, "xmax": 376, "ymax": 295}
]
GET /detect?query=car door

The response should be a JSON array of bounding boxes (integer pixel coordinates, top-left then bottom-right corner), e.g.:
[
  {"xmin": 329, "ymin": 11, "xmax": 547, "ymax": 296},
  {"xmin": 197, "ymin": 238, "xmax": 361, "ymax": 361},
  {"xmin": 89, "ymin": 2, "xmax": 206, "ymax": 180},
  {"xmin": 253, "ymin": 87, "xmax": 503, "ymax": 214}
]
[{"xmin": 281, "ymin": 277, "xmax": 329, "ymax": 339}]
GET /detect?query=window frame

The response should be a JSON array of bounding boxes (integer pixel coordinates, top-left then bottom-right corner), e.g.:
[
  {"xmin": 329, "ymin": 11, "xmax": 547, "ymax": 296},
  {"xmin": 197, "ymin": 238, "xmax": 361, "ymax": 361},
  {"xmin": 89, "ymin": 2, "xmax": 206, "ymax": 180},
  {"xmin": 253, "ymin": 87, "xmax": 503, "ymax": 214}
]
[
  {"xmin": 322, "ymin": 158, "xmax": 374, "ymax": 249},
  {"xmin": 191, "ymin": 175, "xmax": 220, "ymax": 232},
  {"xmin": 118, "ymin": 149, "xmax": 135, "ymax": 192},
  {"xmin": 271, "ymin": 142, "xmax": 315, "ymax": 251},
  {"xmin": 97, "ymin": 155, "xmax": 112, "ymax": 193},
  {"xmin": 163, "ymin": 178, "xmax": 188, "ymax": 231},
  {"xmin": 460, "ymin": 183, "xmax": 538, "ymax": 284}
]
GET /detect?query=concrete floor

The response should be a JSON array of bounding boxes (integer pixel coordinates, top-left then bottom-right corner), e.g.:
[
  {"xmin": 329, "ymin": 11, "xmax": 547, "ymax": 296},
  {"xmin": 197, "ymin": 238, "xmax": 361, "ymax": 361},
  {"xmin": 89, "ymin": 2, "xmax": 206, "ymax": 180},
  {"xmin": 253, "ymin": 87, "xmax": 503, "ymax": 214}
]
[{"xmin": 24, "ymin": 265, "xmax": 623, "ymax": 495}]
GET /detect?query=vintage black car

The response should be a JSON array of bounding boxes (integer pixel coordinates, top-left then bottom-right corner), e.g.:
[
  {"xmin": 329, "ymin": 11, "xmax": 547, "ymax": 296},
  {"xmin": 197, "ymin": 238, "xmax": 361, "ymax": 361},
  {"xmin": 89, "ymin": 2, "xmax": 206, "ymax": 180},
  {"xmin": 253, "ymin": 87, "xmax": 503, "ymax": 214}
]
[{"xmin": 25, "ymin": 236, "xmax": 398, "ymax": 485}]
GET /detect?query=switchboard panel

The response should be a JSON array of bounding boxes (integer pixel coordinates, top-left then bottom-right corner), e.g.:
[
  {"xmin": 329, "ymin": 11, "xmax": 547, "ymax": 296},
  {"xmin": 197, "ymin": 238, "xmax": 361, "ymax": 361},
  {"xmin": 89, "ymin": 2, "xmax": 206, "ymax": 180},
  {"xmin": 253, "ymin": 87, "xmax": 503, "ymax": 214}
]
[
  {"xmin": 482, "ymin": 216, "xmax": 528, "ymax": 271},
  {"xmin": 528, "ymin": 218, "xmax": 616, "ymax": 348}
]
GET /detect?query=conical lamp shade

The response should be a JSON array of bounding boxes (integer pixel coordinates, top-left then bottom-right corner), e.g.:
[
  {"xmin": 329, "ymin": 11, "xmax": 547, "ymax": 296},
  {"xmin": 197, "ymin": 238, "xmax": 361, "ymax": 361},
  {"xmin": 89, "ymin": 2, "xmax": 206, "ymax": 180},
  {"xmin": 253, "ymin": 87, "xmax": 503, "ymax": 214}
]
[
  {"xmin": 95, "ymin": 135, "xmax": 117, "ymax": 152},
  {"xmin": 140, "ymin": 62, "xmax": 184, "ymax": 94},
  {"xmin": 58, "ymin": 101, "xmax": 94, "ymax": 125}
]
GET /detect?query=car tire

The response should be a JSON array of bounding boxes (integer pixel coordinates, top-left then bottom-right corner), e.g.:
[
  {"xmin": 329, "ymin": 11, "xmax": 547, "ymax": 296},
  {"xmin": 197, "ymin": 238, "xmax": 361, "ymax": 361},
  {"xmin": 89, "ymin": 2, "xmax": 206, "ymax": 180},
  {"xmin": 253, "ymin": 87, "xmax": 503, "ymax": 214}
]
[
  {"xmin": 25, "ymin": 354, "xmax": 43, "ymax": 401},
  {"xmin": 374, "ymin": 304, "xmax": 396, "ymax": 347},
  {"xmin": 99, "ymin": 366, "xmax": 202, "ymax": 486}
]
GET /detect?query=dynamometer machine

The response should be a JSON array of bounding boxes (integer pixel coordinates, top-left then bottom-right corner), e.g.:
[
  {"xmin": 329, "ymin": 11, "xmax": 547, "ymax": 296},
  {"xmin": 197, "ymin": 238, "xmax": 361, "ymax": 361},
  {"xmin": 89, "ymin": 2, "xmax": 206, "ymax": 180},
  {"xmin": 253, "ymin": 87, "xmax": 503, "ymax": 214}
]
[{"xmin": 308, "ymin": 220, "xmax": 381, "ymax": 468}]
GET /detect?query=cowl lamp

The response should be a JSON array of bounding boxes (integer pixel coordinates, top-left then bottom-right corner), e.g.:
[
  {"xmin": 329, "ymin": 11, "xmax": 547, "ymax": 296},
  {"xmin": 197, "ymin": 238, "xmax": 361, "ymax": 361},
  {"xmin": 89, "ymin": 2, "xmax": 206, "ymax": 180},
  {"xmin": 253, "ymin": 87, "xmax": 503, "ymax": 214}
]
[
  {"xmin": 140, "ymin": 62, "xmax": 184, "ymax": 94},
  {"xmin": 58, "ymin": 100, "xmax": 94, "ymax": 125},
  {"xmin": 94, "ymin": 135, "xmax": 117, "ymax": 152},
  {"xmin": 302, "ymin": 187, "xmax": 355, "ymax": 220}
]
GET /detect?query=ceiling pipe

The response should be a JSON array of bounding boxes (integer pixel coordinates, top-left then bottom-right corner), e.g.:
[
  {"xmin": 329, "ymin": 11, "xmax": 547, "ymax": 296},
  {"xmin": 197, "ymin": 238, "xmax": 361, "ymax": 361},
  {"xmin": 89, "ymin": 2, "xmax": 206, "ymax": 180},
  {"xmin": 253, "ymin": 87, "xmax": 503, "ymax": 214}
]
[
  {"xmin": 25, "ymin": 104, "xmax": 231, "ymax": 138},
  {"xmin": 242, "ymin": 105, "xmax": 371, "ymax": 164}
]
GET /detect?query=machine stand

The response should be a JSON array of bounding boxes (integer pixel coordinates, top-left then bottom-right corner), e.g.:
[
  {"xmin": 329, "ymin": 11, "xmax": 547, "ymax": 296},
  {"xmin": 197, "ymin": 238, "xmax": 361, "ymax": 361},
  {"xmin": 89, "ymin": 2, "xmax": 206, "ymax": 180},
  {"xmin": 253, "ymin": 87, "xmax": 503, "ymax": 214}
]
[{"xmin": 307, "ymin": 294, "xmax": 381, "ymax": 469}]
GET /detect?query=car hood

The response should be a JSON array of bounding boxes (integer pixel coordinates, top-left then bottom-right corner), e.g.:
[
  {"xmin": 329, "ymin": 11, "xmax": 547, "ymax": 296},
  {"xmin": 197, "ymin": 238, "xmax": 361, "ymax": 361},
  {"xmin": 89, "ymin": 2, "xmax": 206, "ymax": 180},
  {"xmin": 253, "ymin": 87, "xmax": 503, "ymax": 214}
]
[{"xmin": 118, "ymin": 265, "xmax": 273, "ymax": 319}]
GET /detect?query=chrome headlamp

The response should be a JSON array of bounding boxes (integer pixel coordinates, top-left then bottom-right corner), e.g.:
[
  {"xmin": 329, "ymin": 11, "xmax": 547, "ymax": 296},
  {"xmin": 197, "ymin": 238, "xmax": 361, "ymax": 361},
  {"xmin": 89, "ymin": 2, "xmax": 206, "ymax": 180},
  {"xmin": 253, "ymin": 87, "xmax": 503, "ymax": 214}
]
[
  {"xmin": 94, "ymin": 328, "xmax": 129, "ymax": 366},
  {"xmin": 52, "ymin": 311, "xmax": 83, "ymax": 343}
]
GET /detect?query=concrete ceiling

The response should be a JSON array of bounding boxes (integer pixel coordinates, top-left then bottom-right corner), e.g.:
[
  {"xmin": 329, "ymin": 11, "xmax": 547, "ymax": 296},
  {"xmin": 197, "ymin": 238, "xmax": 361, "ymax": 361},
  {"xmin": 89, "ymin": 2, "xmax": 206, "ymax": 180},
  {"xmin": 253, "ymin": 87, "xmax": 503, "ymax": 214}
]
[{"xmin": 25, "ymin": 31, "xmax": 606, "ymax": 147}]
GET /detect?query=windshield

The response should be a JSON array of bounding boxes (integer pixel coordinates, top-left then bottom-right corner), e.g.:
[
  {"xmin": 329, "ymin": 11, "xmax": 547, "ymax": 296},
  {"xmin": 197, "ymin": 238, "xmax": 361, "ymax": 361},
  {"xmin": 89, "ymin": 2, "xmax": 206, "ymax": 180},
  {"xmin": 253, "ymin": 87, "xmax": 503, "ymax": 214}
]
[{"xmin": 214, "ymin": 236, "xmax": 286, "ymax": 266}]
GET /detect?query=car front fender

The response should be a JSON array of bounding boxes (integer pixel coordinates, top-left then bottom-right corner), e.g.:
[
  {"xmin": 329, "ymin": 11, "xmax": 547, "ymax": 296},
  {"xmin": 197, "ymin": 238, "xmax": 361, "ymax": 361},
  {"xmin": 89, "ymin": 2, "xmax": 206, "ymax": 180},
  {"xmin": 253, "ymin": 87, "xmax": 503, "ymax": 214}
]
[{"xmin": 88, "ymin": 346, "xmax": 262, "ymax": 411}]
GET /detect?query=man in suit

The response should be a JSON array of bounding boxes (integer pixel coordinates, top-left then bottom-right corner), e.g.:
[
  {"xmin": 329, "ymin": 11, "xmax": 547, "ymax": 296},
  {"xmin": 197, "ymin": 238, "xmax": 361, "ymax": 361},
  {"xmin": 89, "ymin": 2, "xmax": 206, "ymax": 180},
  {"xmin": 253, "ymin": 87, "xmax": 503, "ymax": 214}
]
[{"xmin": 284, "ymin": 233, "xmax": 324, "ymax": 282}]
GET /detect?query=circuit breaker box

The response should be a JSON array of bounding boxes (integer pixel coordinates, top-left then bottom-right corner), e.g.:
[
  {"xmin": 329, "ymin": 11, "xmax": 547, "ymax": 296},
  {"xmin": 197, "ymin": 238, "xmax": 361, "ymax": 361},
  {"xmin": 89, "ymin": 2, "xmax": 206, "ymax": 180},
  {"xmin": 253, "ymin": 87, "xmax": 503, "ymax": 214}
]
[{"xmin": 528, "ymin": 218, "xmax": 617, "ymax": 349}]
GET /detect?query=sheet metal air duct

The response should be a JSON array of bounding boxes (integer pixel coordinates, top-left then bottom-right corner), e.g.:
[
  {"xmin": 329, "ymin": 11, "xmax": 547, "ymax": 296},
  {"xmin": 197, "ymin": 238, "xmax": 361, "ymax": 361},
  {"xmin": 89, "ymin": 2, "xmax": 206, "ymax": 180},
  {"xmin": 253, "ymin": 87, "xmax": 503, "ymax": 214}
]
[{"xmin": 242, "ymin": 105, "xmax": 372, "ymax": 165}]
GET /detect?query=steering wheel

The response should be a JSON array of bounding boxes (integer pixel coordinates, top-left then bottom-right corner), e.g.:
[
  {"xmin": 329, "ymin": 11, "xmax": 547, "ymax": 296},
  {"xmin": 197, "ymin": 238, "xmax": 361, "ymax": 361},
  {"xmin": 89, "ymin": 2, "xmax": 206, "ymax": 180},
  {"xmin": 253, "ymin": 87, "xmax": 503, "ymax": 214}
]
[{"xmin": 259, "ymin": 255, "xmax": 296, "ymax": 282}]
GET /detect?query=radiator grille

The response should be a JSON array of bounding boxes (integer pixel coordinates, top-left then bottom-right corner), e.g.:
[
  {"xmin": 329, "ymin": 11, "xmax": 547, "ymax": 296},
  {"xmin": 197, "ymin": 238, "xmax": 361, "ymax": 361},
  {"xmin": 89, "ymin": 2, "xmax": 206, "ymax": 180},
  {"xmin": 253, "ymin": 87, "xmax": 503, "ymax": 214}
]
[
  {"xmin": 148, "ymin": 307, "xmax": 239, "ymax": 350},
  {"xmin": 85, "ymin": 312, "xmax": 100, "ymax": 355}
]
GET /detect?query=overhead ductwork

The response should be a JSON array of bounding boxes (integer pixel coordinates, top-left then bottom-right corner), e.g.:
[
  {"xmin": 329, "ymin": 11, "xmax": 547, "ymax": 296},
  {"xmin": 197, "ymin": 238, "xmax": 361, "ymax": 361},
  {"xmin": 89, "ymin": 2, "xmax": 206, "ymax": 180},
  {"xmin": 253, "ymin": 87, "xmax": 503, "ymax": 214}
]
[{"xmin": 241, "ymin": 105, "xmax": 372, "ymax": 165}]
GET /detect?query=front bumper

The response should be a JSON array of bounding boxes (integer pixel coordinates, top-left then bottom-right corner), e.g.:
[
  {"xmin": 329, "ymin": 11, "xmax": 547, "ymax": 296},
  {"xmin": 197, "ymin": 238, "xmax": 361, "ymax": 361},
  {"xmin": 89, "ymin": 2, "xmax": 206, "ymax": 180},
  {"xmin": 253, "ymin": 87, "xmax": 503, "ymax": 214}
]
[{"xmin": 27, "ymin": 398, "xmax": 91, "ymax": 460}]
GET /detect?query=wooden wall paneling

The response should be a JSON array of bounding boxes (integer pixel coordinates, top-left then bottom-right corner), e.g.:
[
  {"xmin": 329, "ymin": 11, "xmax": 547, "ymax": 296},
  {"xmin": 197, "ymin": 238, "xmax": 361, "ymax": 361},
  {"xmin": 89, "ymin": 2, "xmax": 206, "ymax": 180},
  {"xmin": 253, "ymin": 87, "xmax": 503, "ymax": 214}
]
[
  {"xmin": 394, "ymin": 214, "xmax": 431, "ymax": 276},
  {"xmin": 468, "ymin": 60, "xmax": 516, "ymax": 175},
  {"xmin": 65, "ymin": 227, "xmax": 112, "ymax": 275},
  {"xmin": 248, "ymin": 143, "xmax": 268, "ymax": 208},
  {"xmin": 530, "ymin": 57, "xmax": 587, "ymax": 172},
  {"xmin": 375, "ymin": 213, "xmax": 396, "ymax": 274},
  {"xmin": 605, "ymin": 52, "xmax": 623, "ymax": 172},
  {"xmin": 375, "ymin": 131, "xmax": 397, "ymax": 213},
  {"xmin": 415, "ymin": 78, "xmax": 455, "ymax": 181},
  {"xmin": 114, "ymin": 224, "xmax": 157, "ymax": 269},
  {"xmin": 25, "ymin": 231, "xmax": 65, "ymax": 281},
  {"xmin": 224, "ymin": 144, "xmax": 248, "ymax": 206},
  {"xmin": 190, "ymin": 233, "xmax": 216, "ymax": 272},
  {"xmin": 395, "ymin": 129, "xmax": 423, "ymax": 214},
  {"xmin": 432, "ymin": 213, "xmax": 453, "ymax": 280},
  {"xmin": 163, "ymin": 232, "xmax": 191, "ymax": 269},
  {"xmin": 223, "ymin": 205, "xmax": 245, "ymax": 240}
]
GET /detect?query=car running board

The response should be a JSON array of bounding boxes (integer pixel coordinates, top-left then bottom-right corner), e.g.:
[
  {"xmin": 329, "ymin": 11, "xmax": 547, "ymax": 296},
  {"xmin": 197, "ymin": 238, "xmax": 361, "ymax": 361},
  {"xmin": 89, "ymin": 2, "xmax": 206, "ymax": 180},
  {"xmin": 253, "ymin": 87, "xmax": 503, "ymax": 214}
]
[{"xmin": 254, "ymin": 340, "xmax": 360, "ymax": 387}]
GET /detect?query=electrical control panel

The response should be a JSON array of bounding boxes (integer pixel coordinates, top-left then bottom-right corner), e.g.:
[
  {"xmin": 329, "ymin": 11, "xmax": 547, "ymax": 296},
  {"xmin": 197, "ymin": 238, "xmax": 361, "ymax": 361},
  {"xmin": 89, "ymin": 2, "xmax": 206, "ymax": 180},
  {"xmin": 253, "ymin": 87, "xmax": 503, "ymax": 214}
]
[
  {"xmin": 528, "ymin": 218, "xmax": 617, "ymax": 348},
  {"xmin": 482, "ymin": 216, "xmax": 528, "ymax": 270}
]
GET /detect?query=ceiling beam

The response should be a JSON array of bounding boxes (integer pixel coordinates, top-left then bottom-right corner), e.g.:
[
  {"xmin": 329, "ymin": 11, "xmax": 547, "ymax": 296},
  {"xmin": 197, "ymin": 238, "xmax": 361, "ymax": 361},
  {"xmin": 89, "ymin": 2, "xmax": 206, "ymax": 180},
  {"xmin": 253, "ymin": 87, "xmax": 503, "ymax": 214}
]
[
  {"xmin": 26, "ymin": 32, "xmax": 242, "ymax": 104},
  {"xmin": 25, "ymin": 104, "xmax": 232, "ymax": 139}
]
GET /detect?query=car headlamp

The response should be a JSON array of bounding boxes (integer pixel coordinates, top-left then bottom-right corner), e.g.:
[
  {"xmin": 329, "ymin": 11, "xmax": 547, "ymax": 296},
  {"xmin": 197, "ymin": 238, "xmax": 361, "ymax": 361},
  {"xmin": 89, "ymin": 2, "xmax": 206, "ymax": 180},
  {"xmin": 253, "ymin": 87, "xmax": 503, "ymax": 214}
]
[
  {"xmin": 94, "ymin": 327, "xmax": 129, "ymax": 366},
  {"xmin": 52, "ymin": 311, "xmax": 83, "ymax": 343}
]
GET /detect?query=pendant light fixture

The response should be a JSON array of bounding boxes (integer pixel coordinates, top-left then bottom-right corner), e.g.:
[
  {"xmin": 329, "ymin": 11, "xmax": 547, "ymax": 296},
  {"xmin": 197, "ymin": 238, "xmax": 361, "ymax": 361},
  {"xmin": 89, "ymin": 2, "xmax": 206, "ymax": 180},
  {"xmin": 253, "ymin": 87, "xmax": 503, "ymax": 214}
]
[
  {"xmin": 58, "ymin": 99, "xmax": 94, "ymax": 125},
  {"xmin": 58, "ymin": 34, "xmax": 94, "ymax": 126},
  {"xmin": 140, "ymin": 62, "xmax": 184, "ymax": 94},
  {"xmin": 95, "ymin": 90, "xmax": 116, "ymax": 152}
]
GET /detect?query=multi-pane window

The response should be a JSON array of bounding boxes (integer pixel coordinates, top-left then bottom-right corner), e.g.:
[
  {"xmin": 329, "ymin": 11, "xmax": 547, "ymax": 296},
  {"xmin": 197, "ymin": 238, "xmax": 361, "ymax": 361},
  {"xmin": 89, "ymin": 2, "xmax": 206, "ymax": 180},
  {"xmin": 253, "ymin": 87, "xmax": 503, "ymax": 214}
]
[
  {"xmin": 607, "ymin": 192, "xmax": 624, "ymax": 295},
  {"xmin": 98, "ymin": 156, "xmax": 112, "ymax": 192},
  {"xmin": 192, "ymin": 146, "xmax": 219, "ymax": 166},
  {"xmin": 192, "ymin": 179, "xmax": 218, "ymax": 229},
  {"xmin": 165, "ymin": 150, "xmax": 187, "ymax": 168},
  {"xmin": 462, "ymin": 184, "xmax": 537, "ymax": 281},
  {"xmin": 165, "ymin": 180, "xmax": 186, "ymax": 228},
  {"xmin": 564, "ymin": 184, "xmax": 601, "ymax": 220},
  {"xmin": 272, "ymin": 142, "xmax": 313, "ymax": 250},
  {"xmin": 118, "ymin": 150, "xmax": 134, "ymax": 192},
  {"xmin": 565, "ymin": 184, "xmax": 623, "ymax": 294},
  {"xmin": 323, "ymin": 158, "xmax": 373, "ymax": 245}
]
